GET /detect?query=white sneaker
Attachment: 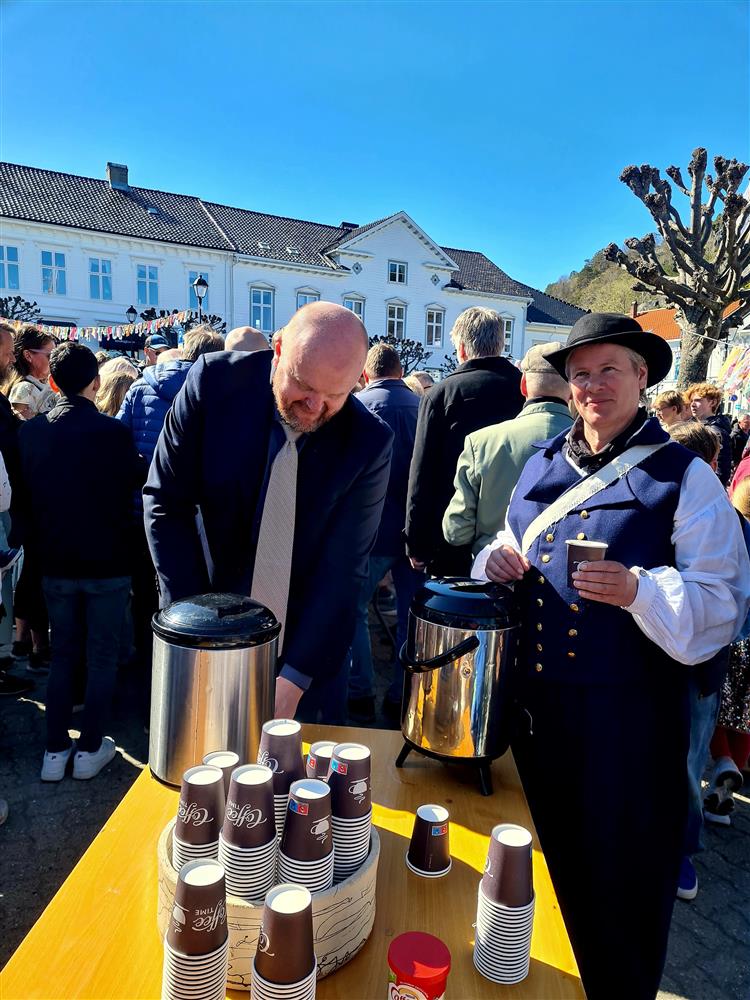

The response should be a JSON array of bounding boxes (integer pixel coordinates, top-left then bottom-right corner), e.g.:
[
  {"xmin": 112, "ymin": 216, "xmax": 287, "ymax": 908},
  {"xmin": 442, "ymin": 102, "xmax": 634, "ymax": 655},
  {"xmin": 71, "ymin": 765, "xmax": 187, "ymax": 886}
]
[
  {"xmin": 72, "ymin": 737, "xmax": 117, "ymax": 780},
  {"xmin": 41, "ymin": 743, "xmax": 75, "ymax": 782},
  {"xmin": 710, "ymin": 756, "xmax": 744, "ymax": 794}
]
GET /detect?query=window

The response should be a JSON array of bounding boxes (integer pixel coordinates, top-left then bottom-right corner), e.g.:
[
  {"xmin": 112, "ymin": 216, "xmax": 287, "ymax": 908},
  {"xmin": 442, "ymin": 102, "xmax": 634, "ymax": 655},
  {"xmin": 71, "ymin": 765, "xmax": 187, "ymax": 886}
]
[
  {"xmin": 425, "ymin": 309, "xmax": 444, "ymax": 347},
  {"xmin": 137, "ymin": 263, "xmax": 159, "ymax": 306},
  {"xmin": 388, "ymin": 260, "xmax": 407, "ymax": 284},
  {"xmin": 189, "ymin": 271, "xmax": 209, "ymax": 311},
  {"xmin": 343, "ymin": 297, "xmax": 365, "ymax": 321},
  {"xmin": 89, "ymin": 258, "xmax": 112, "ymax": 300},
  {"xmin": 387, "ymin": 303, "xmax": 406, "ymax": 340},
  {"xmin": 502, "ymin": 317, "xmax": 514, "ymax": 345},
  {"xmin": 0, "ymin": 246, "xmax": 19, "ymax": 290},
  {"xmin": 296, "ymin": 291, "xmax": 320, "ymax": 310},
  {"xmin": 250, "ymin": 287, "xmax": 274, "ymax": 332},
  {"xmin": 41, "ymin": 250, "xmax": 66, "ymax": 295}
]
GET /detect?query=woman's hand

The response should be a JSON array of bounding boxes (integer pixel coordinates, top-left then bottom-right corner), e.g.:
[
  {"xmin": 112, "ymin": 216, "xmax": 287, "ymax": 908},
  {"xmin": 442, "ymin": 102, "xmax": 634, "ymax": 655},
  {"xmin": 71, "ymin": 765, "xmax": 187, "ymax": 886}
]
[
  {"xmin": 485, "ymin": 545, "xmax": 530, "ymax": 582},
  {"xmin": 572, "ymin": 560, "xmax": 638, "ymax": 607}
]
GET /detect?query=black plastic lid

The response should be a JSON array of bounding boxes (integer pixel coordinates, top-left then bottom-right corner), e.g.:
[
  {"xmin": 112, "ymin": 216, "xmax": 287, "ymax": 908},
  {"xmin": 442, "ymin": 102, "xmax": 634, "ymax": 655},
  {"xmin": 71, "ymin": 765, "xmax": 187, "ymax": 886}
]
[
  {"xmin": 410, "ymin": 577, "xmax": 519, "ymax": 631},
  {"xmin": 152, "ymin": 593, "xmax": 281, "ymax": 650}
]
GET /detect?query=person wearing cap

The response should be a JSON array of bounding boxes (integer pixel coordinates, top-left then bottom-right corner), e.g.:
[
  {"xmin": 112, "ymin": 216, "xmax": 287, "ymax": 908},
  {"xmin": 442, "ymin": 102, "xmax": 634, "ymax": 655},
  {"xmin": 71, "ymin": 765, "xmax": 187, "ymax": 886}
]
[
  {"xmin": 473, "ymin": 313, "xmax": 750, "ymax": 1000},
  {"xmin": 15, "ymin": 343, "xmax": 145, "ymax": 782},
  {"xmin": 143, "ymin": 333, "xmax": 171, "ymax": 367},
  {"xmin": 443, "ymin": 342, "xmax": 572, "ymax": 557}
]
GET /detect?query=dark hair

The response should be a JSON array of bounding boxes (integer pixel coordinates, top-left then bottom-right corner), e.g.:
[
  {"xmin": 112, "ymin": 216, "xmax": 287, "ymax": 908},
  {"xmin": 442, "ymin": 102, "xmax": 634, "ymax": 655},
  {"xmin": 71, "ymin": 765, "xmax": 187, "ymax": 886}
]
[
  {"xmin": 669, "ymin": 419, "xmax": 721, "ymax": 465},
  {"xmin": 182, "ymin": 326, "xmax": 225, "ymax": 362},
  {"xmin": 365, "ymin": 342, "xmax": 402, "ymax": 379},
  {"xmin": 49, "ymin": 342, "xmax": 99, "ymax": 396},
  {"xmin": 5, "ymin": 324, "xmax": 55, "ymax": 393}
]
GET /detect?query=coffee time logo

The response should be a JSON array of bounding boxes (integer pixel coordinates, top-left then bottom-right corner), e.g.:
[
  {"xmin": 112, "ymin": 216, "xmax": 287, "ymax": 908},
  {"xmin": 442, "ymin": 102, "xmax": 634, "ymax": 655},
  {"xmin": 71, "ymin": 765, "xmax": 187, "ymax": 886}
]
[
  {"xmin": 226, "ymin": 799, "xmax": 267, "ymax": 829},
  {"xmin": 192, "ymin": 900, "xmax": 226, "ymax": 933},
  {"xmin": 178, "ymin": 799, "xmax": 213, "ymax": 827},
  {"xmin": 258, "ymin": 749, "xmax": 284, "ymax": 774},
  {"xmin": 258, "ymin": 926, "xmax": 275, "ymax": 957}
]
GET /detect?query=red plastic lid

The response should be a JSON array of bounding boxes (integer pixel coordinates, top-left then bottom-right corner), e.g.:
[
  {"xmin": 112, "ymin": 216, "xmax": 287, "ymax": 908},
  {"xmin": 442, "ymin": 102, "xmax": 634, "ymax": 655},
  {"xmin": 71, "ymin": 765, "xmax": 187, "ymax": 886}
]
[{"xmin": 388, "ymin": 932, "xmax": 451, "ymax": 993}]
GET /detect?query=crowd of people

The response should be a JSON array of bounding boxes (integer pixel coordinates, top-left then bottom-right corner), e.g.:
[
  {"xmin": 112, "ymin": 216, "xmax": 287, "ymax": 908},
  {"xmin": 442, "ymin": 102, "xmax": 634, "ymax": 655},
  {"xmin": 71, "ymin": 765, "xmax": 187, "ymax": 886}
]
[{"xmin": 0, "ymin": 303, "xmax": 748, "ymax": 999}]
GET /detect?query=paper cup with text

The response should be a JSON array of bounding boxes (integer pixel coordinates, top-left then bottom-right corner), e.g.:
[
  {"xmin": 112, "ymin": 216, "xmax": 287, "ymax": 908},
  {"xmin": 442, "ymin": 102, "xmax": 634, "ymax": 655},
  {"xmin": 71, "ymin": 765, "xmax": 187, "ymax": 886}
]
[
  {"xmin": 254, "ymin": 883, "xmax": 316, "ymax": 985},
  {"xmin": 175, "ymin": 765, "xmax": 225, "ymax": 847},
  {"xmin": 223, "ymin": 763, "xmax": 276, "ymax": 849},
  {"xmin": 481, "ymin": 823, "xmax": 533, "ymax": 907},
  {"xmin": 166, "ymin": 859, "xmax": 228, "ymax": 957},
  {"xmin": 281, "ymin": 778, "xmax": 333, "ymax": 862},
  {"xmin": 202, "ymin": 750, "xmax": 240, "ymax": 799},
  {"xmin": 328, "ymin": 743, "xmax": 371, "ymax": 819},
  {"xmin": 306, "ymin": 740, "xmax": 336, "ymax": 780},
  {"xmin": 566, "ymin": 539, "xmax": 608, "ymax": 588},
  {"xmin": 257, "ymin": 719, "xmax": 306, "ymax": 796},
  {"xmin": 406, "ymin": 804, "xmax": 451, "ymax": 878}
]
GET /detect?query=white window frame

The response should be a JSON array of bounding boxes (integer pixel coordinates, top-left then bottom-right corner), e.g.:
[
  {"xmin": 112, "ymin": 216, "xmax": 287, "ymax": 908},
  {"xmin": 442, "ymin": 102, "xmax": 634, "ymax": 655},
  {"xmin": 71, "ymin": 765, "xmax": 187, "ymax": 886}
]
[
  {"xmin": 136, "ymin": 262, "xmax": 159, "ymax": 307},
  {"xmin": 425, "ymin": 308, "xmax": 445, "ymax": 348},
  {"xmin": 343, "ymin": 295, "xmax": 365, "ymax": 321},
  {"xmin": 41, "ymin": 249, "xmax": 67, "ymax": 296},
  {"xmin": 388, "ymin": 260, "xmax": 408, "ymax": 285},
  {"xmin": 250, "ymin": 286, "xmax": 275, "ymax": 333},
  {"xmin": 188, "ymin": 270, "xmax": 210, "ymax": 312},
  {"xmin": 89, "ymin": 257, "xmax": 113, "ymax": 301},
  {"xmin": 0, "ymin": 245, "xmax": 20, "ymax": 291},
  {"xmin": 387, "ymin": 302, "xmax": 407, "ymax": 340},
  {"xmin": 296, "ymin": 288, "xmax": 320, "ymax": 310},
  {"xmin": 501, "ymin": 316, "xmax": 514, "ymax": 350}
]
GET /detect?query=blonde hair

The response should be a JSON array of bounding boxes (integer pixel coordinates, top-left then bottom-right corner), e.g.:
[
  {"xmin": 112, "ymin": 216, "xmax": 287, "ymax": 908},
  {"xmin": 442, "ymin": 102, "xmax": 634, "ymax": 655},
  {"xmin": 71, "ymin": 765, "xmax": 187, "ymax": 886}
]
[
  {"xmin": 653, "ymin": 389, "xmax": 685, "ymax": 412},
  {"xmin": 731, "ymin": 478, "xmax": 750, "ymax": 520},
  {"xmin": 96, "ymin": 369, "xmax": 137, "ymax": 416}
]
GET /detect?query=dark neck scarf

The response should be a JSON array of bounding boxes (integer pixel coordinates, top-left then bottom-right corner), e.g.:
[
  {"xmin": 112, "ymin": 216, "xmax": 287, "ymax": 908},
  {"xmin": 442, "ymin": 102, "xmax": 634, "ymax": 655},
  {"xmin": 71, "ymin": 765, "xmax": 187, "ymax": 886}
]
[{"xmin": 565, "ymin": 407, "xmax": 648, "ymax": 473}]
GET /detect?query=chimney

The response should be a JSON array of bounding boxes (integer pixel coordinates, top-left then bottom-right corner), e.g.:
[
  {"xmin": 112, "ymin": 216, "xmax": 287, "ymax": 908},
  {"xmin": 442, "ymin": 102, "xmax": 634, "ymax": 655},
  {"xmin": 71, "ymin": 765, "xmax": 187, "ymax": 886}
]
[
  {"xmin": 630, "ymin": 301, "xmax": 638, "ymax": 318},
  {"xmin": 341, "ymin": 221, "xmax": 359, "ymax": 230},
  {"xmin": 106, "ymin": 162, "xmax": 129, "ymax": 191}
]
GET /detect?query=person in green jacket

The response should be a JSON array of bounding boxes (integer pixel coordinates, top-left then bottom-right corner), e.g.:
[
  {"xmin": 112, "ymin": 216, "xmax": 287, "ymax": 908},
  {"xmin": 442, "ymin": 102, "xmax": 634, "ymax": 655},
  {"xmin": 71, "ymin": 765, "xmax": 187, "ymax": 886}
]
[{"xmin": 443, "ymin": 342, "xmax": 573, "ymax": 557}]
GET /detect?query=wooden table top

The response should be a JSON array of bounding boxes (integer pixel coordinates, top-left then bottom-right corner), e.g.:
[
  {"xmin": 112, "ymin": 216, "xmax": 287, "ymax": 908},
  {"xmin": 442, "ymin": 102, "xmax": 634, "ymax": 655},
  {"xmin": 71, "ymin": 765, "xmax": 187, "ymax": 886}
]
[{"xmin": 1, "ymin": 725, "xmax": 583, "ymax": 999}]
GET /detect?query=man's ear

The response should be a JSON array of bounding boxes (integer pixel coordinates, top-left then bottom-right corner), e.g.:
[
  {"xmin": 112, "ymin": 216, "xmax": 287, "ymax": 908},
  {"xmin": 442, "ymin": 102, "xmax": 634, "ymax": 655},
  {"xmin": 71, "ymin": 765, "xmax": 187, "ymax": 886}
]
[
  {"xmin": 274, "ymin": 329, "xmax": 283, "ymax": 360},
  {"xmin": 520, "ymin": 373, "xmax": 528, "ymax": 398},
  {"xmin": 93, "ymin": 374, "xmax": 101, "ymax": 393},
  {"xmin": 49, "ymin": 375, "xmax": 60, "ymax": 394}
]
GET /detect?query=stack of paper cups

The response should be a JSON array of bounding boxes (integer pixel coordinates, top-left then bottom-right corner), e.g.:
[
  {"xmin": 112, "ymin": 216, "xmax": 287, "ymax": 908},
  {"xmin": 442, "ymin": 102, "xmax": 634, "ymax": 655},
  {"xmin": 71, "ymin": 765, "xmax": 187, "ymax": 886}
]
[
  {"xmin": 278, "ymin": 779, "xmax": 334, "ymax": 893},
  {"xmin": 257, "ymin": 719, "xmax": 305, "ymax": 841},
  {"xmin": 173, "ymin": 765, "xmax": 225, "ymax": 871},
  {"xmin": 328, "ymin": 743, "xmax": 372, "ymax": 882},
  {"xmin": 251, "ymin": 883, "xmax": 317, "ymax": 999},
  {"xmin": 219, "ymin": 763, "xmax": 278, "ymax": 900}
]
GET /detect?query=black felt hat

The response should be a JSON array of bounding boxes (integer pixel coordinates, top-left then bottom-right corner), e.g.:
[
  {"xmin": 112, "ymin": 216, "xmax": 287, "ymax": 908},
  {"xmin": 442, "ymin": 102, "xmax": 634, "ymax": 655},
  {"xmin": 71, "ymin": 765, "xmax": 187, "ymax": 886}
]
[{"xmin": 546, "ymin": 313, "xmax": 674, "ymax": 387}]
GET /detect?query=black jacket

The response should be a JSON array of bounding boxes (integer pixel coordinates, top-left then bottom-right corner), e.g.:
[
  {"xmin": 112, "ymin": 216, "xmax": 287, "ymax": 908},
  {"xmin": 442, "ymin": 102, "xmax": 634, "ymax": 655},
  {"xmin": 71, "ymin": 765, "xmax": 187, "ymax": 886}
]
[
  {"xmin": 705, "ymin": 413, "xmax": 732, "ymax": 486},
  {"xmin": 405, "ymin": 355, "xmax": 523, "ymax": 575},
  {"xmin": 730, "ymin": 424, "xmax": 748, "ymax": 468},
  {"xmin": 16, "ymin": 395, "xmax": 145, "ymax": 577},
  {"xmin": 143, "ymin": 350, "xmax": 393, "ymax": 684}
]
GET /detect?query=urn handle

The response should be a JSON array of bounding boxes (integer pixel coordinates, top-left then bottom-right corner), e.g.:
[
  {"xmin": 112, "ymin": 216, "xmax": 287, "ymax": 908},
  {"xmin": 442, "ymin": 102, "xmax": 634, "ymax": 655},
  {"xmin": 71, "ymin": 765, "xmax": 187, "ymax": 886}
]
[{"xmin": 399, "ymin": 636, "xmax": 480, "ymax": 674}]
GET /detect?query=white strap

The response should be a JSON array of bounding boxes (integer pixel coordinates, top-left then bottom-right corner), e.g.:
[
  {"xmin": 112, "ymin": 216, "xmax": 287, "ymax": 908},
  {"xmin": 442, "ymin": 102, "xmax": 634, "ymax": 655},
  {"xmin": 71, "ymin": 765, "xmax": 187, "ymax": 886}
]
[{"xmin": 520, "ymin": 441, "xmax": 670, "ymax": 555}]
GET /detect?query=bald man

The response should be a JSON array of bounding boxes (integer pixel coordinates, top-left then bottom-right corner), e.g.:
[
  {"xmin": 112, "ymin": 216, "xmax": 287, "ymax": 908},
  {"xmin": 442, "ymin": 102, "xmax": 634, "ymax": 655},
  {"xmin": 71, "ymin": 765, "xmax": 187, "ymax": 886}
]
[
  {"xmin": 225, "ymin": 326, "xmax": 272, "ymax": 353},
  {"xmin": 144, "ymin": 302, "xmax": 393, "ymax": 718}
]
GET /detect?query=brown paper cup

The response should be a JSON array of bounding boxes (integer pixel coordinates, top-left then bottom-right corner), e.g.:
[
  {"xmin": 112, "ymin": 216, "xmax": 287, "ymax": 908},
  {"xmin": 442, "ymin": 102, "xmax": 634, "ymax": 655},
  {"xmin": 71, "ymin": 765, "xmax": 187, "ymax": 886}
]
[
  {"xmin": 175, "ymin": 765, "xmax": 225, "ymax": 846},
  {"xmin": 166, "ymin": 859, "xmax": 227, "ymax": 956},
  {"xmin": 257, "ymin": 719, "xmax": 306, "ymax": 796},
  {"xmin": 222, "ymin": 764, "xmax": 275, "ymax": 848},
  {"xmin": 328, "ymin": 743, "xmax": 371, "ymax": 819},
  {"xmin": 202, "ymin": 750, "xmax": 240, "ymax": 799},
  {"xmin": 481, "ymin": 824, "xmax": 533, "ymax": 907},
  {"xmin": 407, "ymin": 804, "xmax": 451, "ymax": 876},
  {"xmin": 280, "ymin": 778, "xmax": 333, "ymax": 861},
  {"xmin": 566, "ymin": 539, "xmax": 608, "ymax": 587},
  {"xmin": 254, "ymin": 883, "xmax": 315, "ymax": 985},
  {"xmin": 306, "ymin": 740, "xmax": 336, "ymax": 780}
]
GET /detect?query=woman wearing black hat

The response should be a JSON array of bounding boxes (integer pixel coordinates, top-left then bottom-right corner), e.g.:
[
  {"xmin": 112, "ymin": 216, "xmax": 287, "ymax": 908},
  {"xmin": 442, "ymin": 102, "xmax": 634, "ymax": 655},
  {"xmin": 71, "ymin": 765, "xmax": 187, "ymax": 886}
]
[{"xmin": 474, "ymin": 313, "xmax": 750, "ymax": 999}]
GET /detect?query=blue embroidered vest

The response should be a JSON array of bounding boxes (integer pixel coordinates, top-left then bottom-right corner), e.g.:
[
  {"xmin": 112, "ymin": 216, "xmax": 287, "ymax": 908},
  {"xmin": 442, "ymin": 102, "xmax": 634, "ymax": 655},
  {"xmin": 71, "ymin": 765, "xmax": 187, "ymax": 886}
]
[{"xmin": 507, "ymin": 417, "xmax": 695, "ymax": 686}]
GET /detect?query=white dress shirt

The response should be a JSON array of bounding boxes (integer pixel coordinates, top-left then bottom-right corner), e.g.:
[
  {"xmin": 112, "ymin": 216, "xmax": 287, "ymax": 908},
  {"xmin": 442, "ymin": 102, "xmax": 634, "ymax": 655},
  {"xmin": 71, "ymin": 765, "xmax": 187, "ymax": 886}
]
[{"xmin": 472, "ymin": 457, "xmax": 750, "ymax": 666}]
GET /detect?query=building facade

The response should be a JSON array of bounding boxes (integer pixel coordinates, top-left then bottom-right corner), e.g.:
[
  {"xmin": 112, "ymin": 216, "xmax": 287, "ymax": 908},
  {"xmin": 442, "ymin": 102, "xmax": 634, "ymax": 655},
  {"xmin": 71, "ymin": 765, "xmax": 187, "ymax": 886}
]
[{"xmin": 0, "ymin": 161, "xmax": 585, "ymax": 365}]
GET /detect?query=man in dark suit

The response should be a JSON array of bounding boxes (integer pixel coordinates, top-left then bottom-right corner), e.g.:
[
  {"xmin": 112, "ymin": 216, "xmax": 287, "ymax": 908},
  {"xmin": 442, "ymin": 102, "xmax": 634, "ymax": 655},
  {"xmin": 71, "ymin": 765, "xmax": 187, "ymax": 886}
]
[
  {"xmin": 405, "ymin": 307, "xmax": 523, "ymax": 577},
  {"xmin": 144, "ymin": 302, "xmax": 393, "ymax": 719}
]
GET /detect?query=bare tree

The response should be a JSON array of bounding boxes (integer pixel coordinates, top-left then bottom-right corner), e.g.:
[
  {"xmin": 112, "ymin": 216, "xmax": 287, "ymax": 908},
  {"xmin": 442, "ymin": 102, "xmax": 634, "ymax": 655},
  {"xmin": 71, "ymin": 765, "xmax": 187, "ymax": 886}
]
[
  {"xmin": 0, "ymin": 295, "xmax": 41, "ymax": 323},
  {"xmin": 368, "ymin": 335, "xmax": 432, "ymax": 375},
  {"xmin": 604, "ymin": 149, "xmax": 749, "ymax": 387}
]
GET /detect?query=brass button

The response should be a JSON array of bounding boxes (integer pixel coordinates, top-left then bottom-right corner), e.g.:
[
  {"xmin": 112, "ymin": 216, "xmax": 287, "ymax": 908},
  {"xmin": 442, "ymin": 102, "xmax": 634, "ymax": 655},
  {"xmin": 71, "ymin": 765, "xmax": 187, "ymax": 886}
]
[
  {"xmin": 536, "ymin": 598, "xmax": 543, "ymax": 607},
  {"xmin": 541, "ymin": 554, "xmax": 551, "ymax": 564},
  {"xmin": 568, "ymin": 628, "xmax": 578, "ymax": 637},
  {"xmin": 569, "ymin": 603, "xmax": 579, "ymax": 612},
  {"xmin": 536, "ymin": 643, "xmax": 543, "ymax": 652},
  {"xmin": 535, "ymin": 663, "xmax": 543, "ymax": 673},
  {"xmin": 567, "ymin": 651, "xmax": 576, "ymax": 658},
  {"xmin": 577, "ymin": 532, "xmax": 586, "ymax": 541},
  {"xmin": 545, "ymin": 533, "xmax": 554, "ymax": 542},
  {"xmin": 537, "ymin": 576, "xmax": 545, "ymax": 585},
  {"xmin": 536, "ymin": 623, "xmax": 543, "ymax": 632},
  {"xmin": 580, "ymin": 510, "xmax": 589, "ymax": 519}
]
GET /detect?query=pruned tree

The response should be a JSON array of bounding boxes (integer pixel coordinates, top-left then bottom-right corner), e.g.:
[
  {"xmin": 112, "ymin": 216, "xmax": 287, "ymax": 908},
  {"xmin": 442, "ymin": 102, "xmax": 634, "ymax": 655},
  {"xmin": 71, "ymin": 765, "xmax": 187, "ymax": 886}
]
[
  {"xmin": 368, "ymin": 335, "xmax": 432, "ymax": 375},
  {"xmin": 437, "ymin": 351, "xmax": 458, "ymax": 376},
  {"xmin": 0, "ymin": 295, "xmax": 41, "ymax": 323},
  {"xmin": 604, "ymin": 149, "xmax": 749, "ymax": 387}
]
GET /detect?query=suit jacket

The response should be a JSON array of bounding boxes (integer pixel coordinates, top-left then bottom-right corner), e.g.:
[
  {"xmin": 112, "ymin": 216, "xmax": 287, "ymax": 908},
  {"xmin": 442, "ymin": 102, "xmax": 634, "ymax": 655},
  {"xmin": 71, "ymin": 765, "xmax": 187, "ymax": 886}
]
[
  {"xmin": 143, "ymin": 350, "xmax": 393, "ymax": 685},
  {"xmin": 443, "ymin": 399, "xmax": 573, "ymax": 556},
  {"xmin": 405, "ymin": 355, "xmax": 523, "ymax": 575},
  {"xmin": 356, "ymin": 378, "xmax": 420, "ymax": 556}
]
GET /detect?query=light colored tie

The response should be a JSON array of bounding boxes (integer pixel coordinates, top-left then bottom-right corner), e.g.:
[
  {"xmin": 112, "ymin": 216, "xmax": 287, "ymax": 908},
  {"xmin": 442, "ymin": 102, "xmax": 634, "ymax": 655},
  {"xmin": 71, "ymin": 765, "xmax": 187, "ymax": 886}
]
[{"xmin": 251, "ymin": 422, "xmax": 301, "ymax": 650}]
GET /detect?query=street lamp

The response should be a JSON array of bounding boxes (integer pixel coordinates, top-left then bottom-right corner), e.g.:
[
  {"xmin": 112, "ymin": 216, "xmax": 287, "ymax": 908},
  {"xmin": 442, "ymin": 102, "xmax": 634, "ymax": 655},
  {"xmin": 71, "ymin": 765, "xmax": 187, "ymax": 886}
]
[
  {"xmin": 192, "ymin": 273, "xmax": 208, "ymax": 323},
  {"xmin": 126, "ymin": 305, "xmax": 138, "ymax": 325}
]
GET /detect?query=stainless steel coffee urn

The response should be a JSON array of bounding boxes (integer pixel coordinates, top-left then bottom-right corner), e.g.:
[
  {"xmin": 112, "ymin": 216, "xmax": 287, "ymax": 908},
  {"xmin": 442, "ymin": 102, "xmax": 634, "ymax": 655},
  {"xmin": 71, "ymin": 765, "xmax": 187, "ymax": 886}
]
[
  {"xmin": 149, "ymin": 593, "xmax": 279, "ymax": 786},
  {"xmin": 397, "ymin": 578, "xmax": 519, "ymax": 795}
]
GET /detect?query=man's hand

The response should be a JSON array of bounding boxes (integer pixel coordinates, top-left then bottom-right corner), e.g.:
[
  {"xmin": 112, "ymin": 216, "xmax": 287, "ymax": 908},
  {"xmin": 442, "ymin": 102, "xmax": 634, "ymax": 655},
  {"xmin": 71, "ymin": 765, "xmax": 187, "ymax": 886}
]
[
  {"xmin": 485, "ymin": 545, "xmax": 530, "ymax": 582},
  {"xmin": 409, "ymin": 556, "xmax": 427, "ymax": 571},
  {"xmin": 274, "ymin": 676, "xmax": 304, "ymax": 718},
  {"xmin": 572, "ymin": 560, "xmax": 638, "ymax": 607}
]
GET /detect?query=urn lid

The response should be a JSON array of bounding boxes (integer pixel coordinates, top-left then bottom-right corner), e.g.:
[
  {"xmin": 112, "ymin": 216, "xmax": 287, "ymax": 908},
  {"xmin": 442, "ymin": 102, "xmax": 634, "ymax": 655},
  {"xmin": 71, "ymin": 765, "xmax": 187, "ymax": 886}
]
[
  {"xmin": 410, "ymin": 577, "xmax": 519, "ymax": 631},
  {"xmin": 152, "ymin": 593, "xmax": 280, "ymax": 649}
]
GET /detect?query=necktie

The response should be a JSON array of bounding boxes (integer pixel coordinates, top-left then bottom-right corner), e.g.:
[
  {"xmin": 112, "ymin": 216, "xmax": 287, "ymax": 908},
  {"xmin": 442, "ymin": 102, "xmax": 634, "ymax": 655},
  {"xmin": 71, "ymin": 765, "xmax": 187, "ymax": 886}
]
[{"xmin": 251, "ymin": 422, "xmax": 301, "ymax": 650}]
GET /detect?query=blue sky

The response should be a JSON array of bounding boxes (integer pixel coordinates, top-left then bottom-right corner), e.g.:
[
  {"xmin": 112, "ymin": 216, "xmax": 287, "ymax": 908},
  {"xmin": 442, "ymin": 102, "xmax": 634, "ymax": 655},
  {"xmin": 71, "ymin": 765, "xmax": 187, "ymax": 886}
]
[{"xmin": 1, "ymin": 0, "xmax": 747, "ymax": 292}]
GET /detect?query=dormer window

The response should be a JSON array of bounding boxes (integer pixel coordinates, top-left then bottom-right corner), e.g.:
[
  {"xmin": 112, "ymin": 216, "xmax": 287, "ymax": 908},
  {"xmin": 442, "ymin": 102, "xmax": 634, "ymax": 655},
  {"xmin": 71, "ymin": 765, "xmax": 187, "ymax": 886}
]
[
  {"xmin": 286, "ymin": 246, "xmax": 301, "ymax": 256},
  {"xmin": 257, "ymin": 241, "xmax": 271, "ymax": 252}
]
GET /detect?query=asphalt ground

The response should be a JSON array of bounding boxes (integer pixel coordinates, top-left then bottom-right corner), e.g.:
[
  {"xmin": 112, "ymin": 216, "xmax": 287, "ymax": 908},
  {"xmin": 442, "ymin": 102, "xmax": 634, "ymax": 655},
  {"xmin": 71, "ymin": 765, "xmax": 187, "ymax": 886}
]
[{"xmin": 1, "ymin": 605, "xmax": 748, "ymax": 999}]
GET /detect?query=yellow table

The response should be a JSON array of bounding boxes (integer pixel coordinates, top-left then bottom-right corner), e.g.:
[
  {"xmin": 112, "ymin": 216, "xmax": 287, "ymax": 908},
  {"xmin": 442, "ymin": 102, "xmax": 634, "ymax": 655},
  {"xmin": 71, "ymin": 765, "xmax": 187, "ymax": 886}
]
[{"xmin": 1, "ymin": 726, "xmax": 583, "ymax": 999}]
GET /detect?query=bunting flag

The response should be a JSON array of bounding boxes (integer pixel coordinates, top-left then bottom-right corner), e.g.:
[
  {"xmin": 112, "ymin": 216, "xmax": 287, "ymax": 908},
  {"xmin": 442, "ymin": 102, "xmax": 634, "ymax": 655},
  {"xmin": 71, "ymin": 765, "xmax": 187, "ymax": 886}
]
[
  {"xmin": 0, "ymin": 310, "xmax": 195, "ymax": 342},
  {"xmin": 719, "ymin": 345, "xmax": 750, "ymax": 394}
]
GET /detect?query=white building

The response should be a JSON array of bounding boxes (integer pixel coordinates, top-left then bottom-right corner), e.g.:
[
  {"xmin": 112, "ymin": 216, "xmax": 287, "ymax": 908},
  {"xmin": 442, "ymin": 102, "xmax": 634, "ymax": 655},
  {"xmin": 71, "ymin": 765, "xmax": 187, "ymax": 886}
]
[{"xmin": 0, "ymin": 161, "xmax": 585, "ymax": 365}]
